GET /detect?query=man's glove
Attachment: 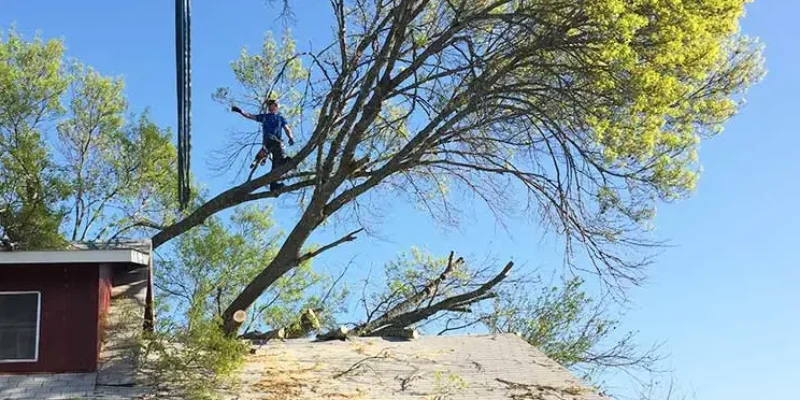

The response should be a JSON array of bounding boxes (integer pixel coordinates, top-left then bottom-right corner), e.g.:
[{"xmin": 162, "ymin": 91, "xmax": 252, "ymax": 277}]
[
  {"xmin": 288, "ymin": 138, "xmax": 295, "ymax": 146},
  {"xmin": 231, "ymin": 105, "xmax": 242, "ymax": 113}
]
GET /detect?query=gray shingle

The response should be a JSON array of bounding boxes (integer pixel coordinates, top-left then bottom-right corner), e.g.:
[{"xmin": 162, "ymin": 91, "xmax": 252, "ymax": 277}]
[{"xmin": 221, "ymin": 333, "xmax": 609, "ymax": 400}]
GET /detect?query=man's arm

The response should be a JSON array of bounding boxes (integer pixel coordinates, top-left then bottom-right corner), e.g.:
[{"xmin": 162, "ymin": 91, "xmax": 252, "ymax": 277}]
[
  {"xmin": 284, "ymin": 124, "xmax": 295, "ymax": 145},
  {"xmin": 231, "ymin": 105, "xmax": 259, "ymax": 121}
]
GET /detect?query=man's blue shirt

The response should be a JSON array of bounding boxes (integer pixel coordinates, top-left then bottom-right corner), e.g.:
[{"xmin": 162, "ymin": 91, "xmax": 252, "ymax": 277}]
[{"xmin": 256, "ymin": 112, "xmax": 287, "ymax": 142}]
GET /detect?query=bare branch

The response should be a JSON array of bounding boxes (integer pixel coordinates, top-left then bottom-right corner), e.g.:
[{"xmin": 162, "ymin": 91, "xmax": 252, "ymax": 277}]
[{"xmin": 296, "ymin": 228, "xmax": 364, "ymax": 264}]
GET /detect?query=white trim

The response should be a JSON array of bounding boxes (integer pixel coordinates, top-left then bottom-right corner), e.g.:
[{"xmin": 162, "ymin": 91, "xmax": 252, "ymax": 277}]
[
  {"xmin": 0, "ymin": 249, "xmax": 149, "ymax": 266},
  {"xmin": 0, "ymin": 291, "xmax": 41, "ymax": 363}
]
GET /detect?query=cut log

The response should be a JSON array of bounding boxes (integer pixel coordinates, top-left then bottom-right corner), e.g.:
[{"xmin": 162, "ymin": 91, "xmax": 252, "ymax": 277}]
[
  {"xmin": 285, "ymin": 308, "xmax": 321, "ymax": 339},
  {"xmin": 233, "ymin": 310, "xmax": 247, "ymax": 324},
  {"xmin": 273, "ymin": 327, "xmax": 286, "ymax": 340},
  {"xmin": 317, "ymin": 326, "xmax": 349, "ymax": 341},
  {"xmin": 240, "ymin": 327, "xmax": 285, "ymax": 342},
  {"xmin": 363, "ymin": 327, "xmax": 419, "ymax": 340}
]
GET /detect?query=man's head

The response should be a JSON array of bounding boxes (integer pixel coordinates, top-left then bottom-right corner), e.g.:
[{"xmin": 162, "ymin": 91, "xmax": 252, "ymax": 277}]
[{"xmin": 265, "ymin": 99, "xmax": 278, "ymax": 113}]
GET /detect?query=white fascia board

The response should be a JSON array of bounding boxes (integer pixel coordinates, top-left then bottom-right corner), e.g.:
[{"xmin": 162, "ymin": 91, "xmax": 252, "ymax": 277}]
[{"xmin": 0, "ymin": 250, "xmax": 149, "ymax": 266}]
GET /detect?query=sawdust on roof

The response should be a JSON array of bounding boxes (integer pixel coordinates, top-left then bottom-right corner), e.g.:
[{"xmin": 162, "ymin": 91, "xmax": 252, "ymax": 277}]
[{"xmin": 220, "ymin": 333, "xmax": 610, "ymax": 400}]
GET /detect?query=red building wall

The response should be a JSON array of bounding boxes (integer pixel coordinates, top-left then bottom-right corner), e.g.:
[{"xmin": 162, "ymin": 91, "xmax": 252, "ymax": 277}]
[{"xmin": 0, "ymin": 264, "xmax": 100, "ymax": 373}]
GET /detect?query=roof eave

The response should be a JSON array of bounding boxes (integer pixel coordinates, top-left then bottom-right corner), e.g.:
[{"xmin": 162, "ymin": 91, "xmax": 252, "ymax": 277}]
[{"xmin": 0, "ymin": 249, "xmax": 150, "ymax": 266}]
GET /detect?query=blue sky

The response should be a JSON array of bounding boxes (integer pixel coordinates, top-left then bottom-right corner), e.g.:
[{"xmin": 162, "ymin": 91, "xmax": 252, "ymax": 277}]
[{"xmin": 3, "ymin": 1, "xmax": 798, "ymax": 399}]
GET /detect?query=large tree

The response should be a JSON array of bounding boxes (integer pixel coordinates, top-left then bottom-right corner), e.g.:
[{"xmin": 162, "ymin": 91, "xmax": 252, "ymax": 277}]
[
  {"xmin": 2, "ymin": 0, "xmax": 764, "ymax": 336},
  {"xmin": 146, "ymin": 0, "xmax": 762, "ymax": 333},
  {"xmin": 0, "ymin": 11, "xmax": 761, "ymax": 395}
]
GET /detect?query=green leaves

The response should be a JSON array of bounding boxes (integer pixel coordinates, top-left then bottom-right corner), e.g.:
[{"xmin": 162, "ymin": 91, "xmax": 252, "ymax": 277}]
[
  {"xmin": 159, "ymin": 205, "xmax": 280, "ymax": 321},
  {"xmin": 486, "ymin": 275, "xmax": 655, "ymax": 380},
  {"xmin": 141, "ymin": 315, "xmax": 247, "ymax": 400},
  {"xmin": 157, "ymin": 204, "xmax": 345, "ymax": 334},
  {"xmin": 56, "ymin": 65, "xmax": 179, "ymax": 241},
  {"xmin": 0, "ymin": 29, "xmax": 70, "ymax": 249},
  {"xmin": 567, "ymin": 0, "xmax": 765, "ymax": 199},
  {"xmin": 0, "ymin": 28, "xmax": 67, "ymax": 123},
  {"xmin": 0, "ymin": 29, "xmax": 179, "ymax": 246},
  {"xmin": 211, "ymin": 30, "xmax": 309, "ymax": 173},
  {"xmin": 214, "ymin": 31, "xmax": 307, "ymax": 118}
]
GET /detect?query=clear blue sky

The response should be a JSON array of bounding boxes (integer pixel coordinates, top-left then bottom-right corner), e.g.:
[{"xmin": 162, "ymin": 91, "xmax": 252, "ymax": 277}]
[{"xmin": 3, "ymin": 1, "xmax": 797, "ymax": 399}]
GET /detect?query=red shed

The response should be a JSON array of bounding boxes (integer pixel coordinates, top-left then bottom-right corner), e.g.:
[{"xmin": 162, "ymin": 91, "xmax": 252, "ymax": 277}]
[{"xmin": 0, "ymin": 241, "xmax": 153, "ymax": 374}]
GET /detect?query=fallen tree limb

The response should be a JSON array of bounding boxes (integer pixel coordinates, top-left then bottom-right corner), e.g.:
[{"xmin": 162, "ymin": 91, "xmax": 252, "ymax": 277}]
[
  {"xmin": 241, "ymin": 327, "xmax": 285, "ymax": 342},
  {"xmin": 361, "ymin": 327, "xmax": 419, "ymax": 340},
  {"xmin": 353, "ymin": 257, "xmax": 514, "ymax": 337},
  {"xmin": 316, "ymin": 326, "xmax": 349, "ymax": 341},
  {"xmin": 384, "ymin": 261, "xmax": 514, "ymax": 330},
  {"xmin": 354, "ymin": 251, "xmax": 462, "ymax": 335},
  {"xmin": 239, "ymin": 308, "xmax": 320, "ymax": 342}
]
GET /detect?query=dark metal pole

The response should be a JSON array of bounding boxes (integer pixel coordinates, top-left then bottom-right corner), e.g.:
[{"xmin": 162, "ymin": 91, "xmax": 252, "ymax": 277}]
[
  {"xmin": 184, "ymin": 0, "xmax": 192, "ymax": 207},
  {"xmin": 176, "ymin": 0, "xmax": 191, "ymax": 210}
]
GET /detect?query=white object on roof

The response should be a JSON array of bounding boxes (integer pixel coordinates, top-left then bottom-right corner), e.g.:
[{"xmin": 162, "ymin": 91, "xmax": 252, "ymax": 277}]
[{"xmin": 0, "ymin": 249, "xmax": 149, "ymax": 266}]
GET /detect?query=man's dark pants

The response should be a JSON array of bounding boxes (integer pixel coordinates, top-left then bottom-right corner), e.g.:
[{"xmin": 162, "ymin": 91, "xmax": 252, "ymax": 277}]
[{"xmin": 265, "ymin": 136, "xmax": 289, "ymax": 190}]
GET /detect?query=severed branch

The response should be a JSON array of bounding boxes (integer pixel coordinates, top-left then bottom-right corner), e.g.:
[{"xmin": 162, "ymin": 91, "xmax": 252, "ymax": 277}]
[
  {"xmin": 332, "ymin": 348, "xmax": 394, "ymax": 379},
  {"xmin": 354, "ymin": 251, "xmax": 463, "ymax": 335},
  {"xmin": 317, "ymin": 325, "xmax": 349, "ymax": 341},
  {"xmin": 355, "ymin": 258, "xmax": 514, "ymax": 337},
  {"xmin": 240, "ymin": 327, "xmax": 286, "ymax": 342}
]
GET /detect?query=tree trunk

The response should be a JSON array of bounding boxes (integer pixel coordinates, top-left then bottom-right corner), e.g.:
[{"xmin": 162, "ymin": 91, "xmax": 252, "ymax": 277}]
[{"xmin": 221, "ymin": 202, "xmax": 325, "ymax": 335}]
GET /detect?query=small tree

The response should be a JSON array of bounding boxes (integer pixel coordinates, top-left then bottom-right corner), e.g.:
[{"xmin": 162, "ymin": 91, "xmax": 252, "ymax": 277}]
[
  {"xmin": 487, "ymin": 276, "xmax": 662, "ymax": 381},
  {"xmin": 351, "ymin": 249, "xmax": 660, "ymax": 385}
]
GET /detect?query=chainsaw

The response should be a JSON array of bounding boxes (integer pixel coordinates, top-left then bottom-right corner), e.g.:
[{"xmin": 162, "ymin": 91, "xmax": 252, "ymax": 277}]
[
  {"xmin": 247, "ymin": 147, "xmax": 271, "ymax": 182},
  {"xmin": 250, "ymin": 146, "xmax": 270, "ymax": 169}
]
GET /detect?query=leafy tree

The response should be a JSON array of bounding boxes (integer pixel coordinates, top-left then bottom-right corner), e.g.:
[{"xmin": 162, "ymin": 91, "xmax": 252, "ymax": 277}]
[
  {"xmin": 57, "ymin": 64, "xmax": 178, "ymax": 242},
  {"xmin": 0, "ymin": 10, "xmax": 760, "ymax": 395},
  {"xmin": 4, "ymin": 0, "xmax": 765, "ymax": 357},
  {"xmin": 0, "ymin": 29, "xmax": 178, "ymax": 248},
  {"xmin": 136, "ymin": 0, "xmax": 763, "ymax": 333},
  {"xmin": 0, "ymin": 29, "xmax": 69, "ymax": 249},
  {"xmin": 487, "ymin": 276, "xmax": 661, "ymax": 381},
  {"xmin": 139, "ymin": 308, "xmax": 248, "ymax": 400}
]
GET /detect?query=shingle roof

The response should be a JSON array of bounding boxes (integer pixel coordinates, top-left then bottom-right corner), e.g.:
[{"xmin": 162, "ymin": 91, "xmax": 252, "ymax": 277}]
[{"xmin": 223, "ymin": 333, "xmax": 609, "ymax": 400}]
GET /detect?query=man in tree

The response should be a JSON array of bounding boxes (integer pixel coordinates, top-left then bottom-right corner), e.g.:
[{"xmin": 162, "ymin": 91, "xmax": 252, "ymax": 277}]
[{"xmin": 231, "ymin": 99, "xmax": 295, "ymax": 191}]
